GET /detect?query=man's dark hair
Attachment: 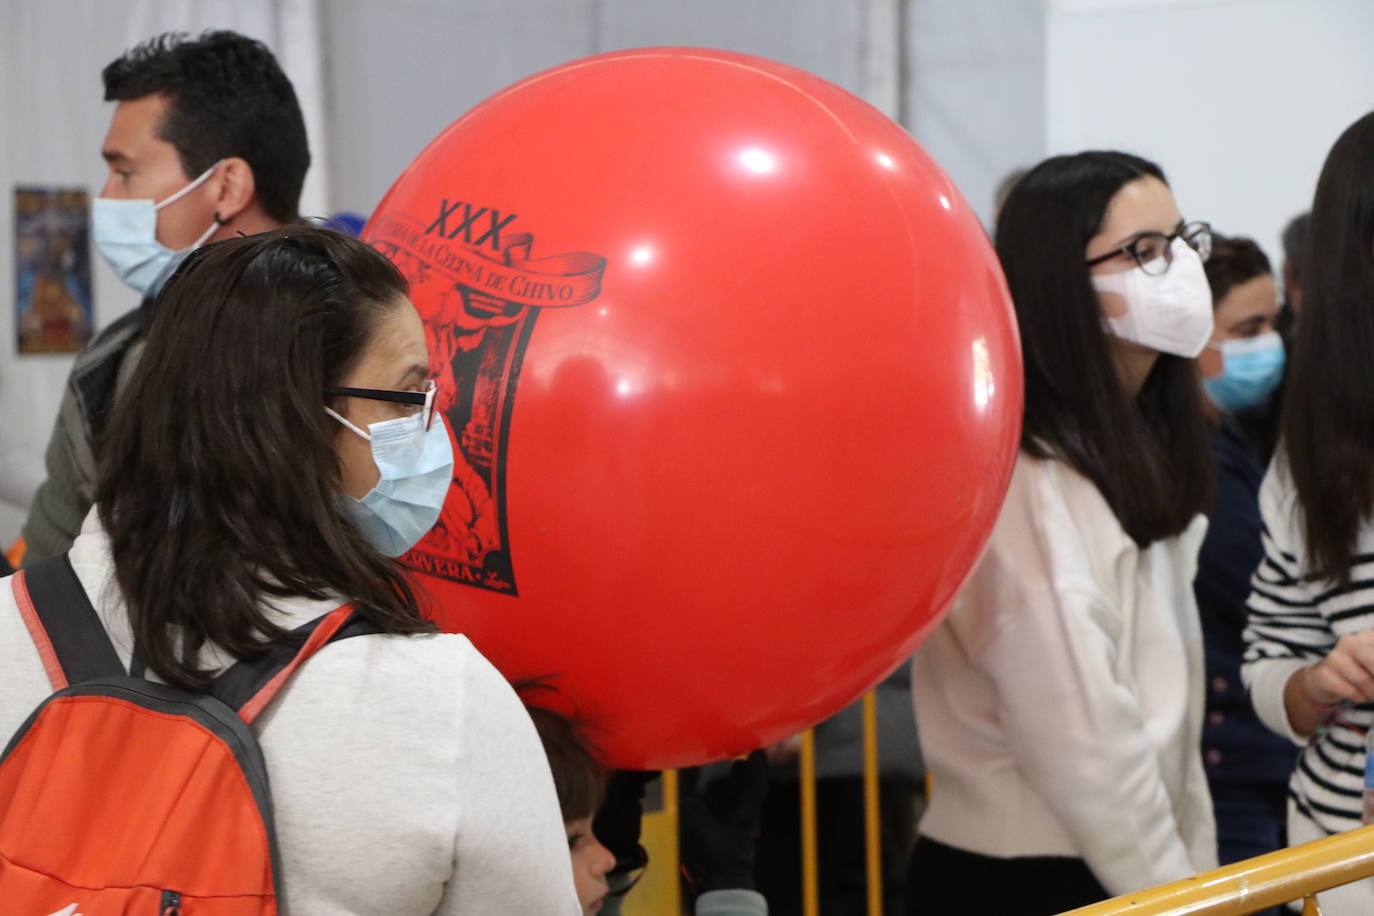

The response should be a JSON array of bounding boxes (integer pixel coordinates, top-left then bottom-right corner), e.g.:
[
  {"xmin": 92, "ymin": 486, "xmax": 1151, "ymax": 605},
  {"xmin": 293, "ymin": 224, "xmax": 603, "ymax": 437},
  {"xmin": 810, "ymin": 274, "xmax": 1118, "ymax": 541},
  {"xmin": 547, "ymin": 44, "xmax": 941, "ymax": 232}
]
[
  {"xmin": 1282, "ymin": 112, "xmax": 1374, "ymax": 584},
  {"xmin": 1281, "ymin": 211, "xmax": 1310, "ymax": 286},
  {"xmin": 102, "ymin": 30, "xmax": 309, "ymax": 223},
  {"xmin": 1203, "ymin": 234, "xmax": 1272, "ymax": 307},
  {"xmin": 96, "ymin": 227, "xmax": 434, "ymax": 689},
  {"xmin": 995, "ymin": 150, "xmax": 1213, "ymax": 547}
]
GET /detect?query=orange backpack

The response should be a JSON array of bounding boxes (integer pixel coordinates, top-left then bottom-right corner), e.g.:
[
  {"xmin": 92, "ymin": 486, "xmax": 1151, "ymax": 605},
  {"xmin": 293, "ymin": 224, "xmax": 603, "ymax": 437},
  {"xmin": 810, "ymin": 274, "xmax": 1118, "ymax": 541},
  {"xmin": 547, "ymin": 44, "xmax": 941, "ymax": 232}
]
[{"xmin": 0, "ymin": 554, "xmax": 376, "ymax": 915}]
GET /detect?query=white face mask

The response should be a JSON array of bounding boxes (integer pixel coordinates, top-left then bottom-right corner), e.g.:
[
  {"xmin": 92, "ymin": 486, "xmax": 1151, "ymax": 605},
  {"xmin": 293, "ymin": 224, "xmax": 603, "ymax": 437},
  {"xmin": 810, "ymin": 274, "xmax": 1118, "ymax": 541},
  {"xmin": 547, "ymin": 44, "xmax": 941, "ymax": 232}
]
[
  {"xmin": 326, "ymin": 409, "xmax": 455, "ymax": 558},
  {"xmin": 91, "ymin": 161, "xmax": 223, "ymax": 296},
  {"xmin": 1092, "ymin": 238, "xmax": 1214, "ymax": 358}
]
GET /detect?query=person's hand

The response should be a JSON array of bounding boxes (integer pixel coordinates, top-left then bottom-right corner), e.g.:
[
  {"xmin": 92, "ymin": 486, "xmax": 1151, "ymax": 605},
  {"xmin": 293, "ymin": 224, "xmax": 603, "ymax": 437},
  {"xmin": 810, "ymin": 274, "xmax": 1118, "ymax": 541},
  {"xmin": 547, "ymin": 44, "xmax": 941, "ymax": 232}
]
[
  {"xmin": 1303, "ymin": 633, "xmax": 1374, "ymax": 705},
  {"xmin": 593, "ymin": 770, "xmax": 658, "ymax": 875},
  {"xmin": 681, "ymin": 750, "xmax": 769, "ymax": 893}
]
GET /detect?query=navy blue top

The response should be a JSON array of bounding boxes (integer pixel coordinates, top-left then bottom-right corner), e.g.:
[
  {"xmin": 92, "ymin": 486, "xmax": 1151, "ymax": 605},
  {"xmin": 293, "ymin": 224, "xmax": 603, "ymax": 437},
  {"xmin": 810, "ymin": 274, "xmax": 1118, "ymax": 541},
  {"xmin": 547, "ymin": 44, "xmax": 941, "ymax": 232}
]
[{"xmin": 1194, "ymin": 420, "xmax": 1299, "ymax": 787}]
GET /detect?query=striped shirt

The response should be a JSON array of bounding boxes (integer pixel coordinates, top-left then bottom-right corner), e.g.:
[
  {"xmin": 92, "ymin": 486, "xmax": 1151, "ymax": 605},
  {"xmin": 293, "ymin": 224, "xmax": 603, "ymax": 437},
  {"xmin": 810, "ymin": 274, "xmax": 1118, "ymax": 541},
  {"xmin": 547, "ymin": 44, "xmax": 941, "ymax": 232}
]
[{"xmin": 1243, "ymin": 459, "xmax": 1374, "ymax": 835}]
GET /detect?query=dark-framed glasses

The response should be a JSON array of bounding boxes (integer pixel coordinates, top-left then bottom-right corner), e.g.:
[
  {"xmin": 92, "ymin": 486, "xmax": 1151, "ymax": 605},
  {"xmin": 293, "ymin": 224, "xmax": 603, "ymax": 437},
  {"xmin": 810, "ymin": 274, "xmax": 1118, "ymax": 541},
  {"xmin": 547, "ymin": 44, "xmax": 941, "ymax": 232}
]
[
  {"xmin": 1086, "ymin": 220, "xmax": 1212, "ymax": 277},
  {"xmin": 325, "ymin": 378, "xmax": 438, "ymax": 431}
]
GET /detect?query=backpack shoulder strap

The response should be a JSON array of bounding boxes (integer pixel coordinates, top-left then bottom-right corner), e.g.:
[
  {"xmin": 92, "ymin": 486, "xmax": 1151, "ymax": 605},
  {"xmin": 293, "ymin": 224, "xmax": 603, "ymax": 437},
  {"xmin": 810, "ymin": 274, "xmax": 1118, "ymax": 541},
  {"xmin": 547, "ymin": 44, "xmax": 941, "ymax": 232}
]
[
  {"xmin": 12, "ymin": 553, "xmax": 124, "ymax": 690},
  {"xmin": 208, "ymin": 604, "xmax": 382, "ymax": 724}
]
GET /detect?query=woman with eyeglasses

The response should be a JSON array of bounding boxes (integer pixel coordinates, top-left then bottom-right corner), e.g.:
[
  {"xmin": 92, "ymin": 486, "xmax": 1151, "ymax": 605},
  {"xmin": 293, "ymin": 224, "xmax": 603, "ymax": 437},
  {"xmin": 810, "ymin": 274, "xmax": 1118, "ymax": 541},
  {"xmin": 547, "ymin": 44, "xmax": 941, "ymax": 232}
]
[
  {"xmin": 1243, "ymin": 110, "xmax": 1374, "ymax": 916},
  {"xmin": 0, "ymin": 227, "xmax": 580, "ymax": 913},
  {"xmin": 908, "ymin": 151, "xmax": 1218, "ymax": 915}
]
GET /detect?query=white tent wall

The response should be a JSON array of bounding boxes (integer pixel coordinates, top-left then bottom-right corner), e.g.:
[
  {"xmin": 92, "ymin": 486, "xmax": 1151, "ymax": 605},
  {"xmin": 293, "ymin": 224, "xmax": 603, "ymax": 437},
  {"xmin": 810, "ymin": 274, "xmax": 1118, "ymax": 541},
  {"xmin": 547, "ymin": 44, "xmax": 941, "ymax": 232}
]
[
  {"xmin": 321, "ymin": 0, "xmax": 904, "ymax": 219},
  {"xmin": 1047, "ymin": 0, "xmax": 1374, "ymax": 285},
  {"xmin": 319, "ymin": 0, "xmax": 1374, "ymax": 274},
  {"xmin": 906, "ymin": 1, "xmax": 1048, "ymax": 230},
  {"xmin": 0, "ymin": 0, "xmax": 326, "ymax": 545}
]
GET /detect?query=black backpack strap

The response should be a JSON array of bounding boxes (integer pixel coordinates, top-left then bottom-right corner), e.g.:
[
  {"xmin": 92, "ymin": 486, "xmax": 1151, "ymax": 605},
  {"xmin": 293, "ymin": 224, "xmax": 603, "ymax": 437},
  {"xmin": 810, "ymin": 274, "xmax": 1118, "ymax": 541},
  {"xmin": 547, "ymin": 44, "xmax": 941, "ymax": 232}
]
[
  {"xmin": 208, "ymin": 604, "xmax": 381, "ymax": 722},
  {"xmin": 13, "ymin": 553, "xmax": 124, "ymax": 689}
]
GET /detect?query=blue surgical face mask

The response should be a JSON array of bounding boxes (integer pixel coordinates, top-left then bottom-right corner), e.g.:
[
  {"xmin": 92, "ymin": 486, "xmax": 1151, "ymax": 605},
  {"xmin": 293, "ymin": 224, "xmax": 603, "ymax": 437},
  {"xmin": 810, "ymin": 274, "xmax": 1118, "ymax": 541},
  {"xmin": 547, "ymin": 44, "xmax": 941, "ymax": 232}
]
[
  {"xmin": 326, "ymin": 407, "xmax": 454, "ymax": 557},
  {"xmin": 1205, "ymin": 331, "xmax": 1286, "ymax": 412},
  {"xmin": 92, "ymin": 161, "xmax": 223, "ymax": 296}
]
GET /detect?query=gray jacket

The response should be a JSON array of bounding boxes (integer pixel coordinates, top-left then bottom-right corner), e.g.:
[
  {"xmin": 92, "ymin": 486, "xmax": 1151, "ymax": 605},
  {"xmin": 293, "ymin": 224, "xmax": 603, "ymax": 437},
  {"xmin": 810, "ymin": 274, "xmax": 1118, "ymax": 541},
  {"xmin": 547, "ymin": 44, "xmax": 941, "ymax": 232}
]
[{"xmin": 21, "ymin": 307, "xmax": 148, "ymax": 562}]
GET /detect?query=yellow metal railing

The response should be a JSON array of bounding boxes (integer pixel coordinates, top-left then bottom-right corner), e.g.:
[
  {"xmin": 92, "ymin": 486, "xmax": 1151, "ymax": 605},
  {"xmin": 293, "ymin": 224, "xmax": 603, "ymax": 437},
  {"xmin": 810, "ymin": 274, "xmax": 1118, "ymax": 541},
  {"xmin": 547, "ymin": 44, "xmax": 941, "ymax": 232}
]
[
  {"xmin": 800, "ymin": 728, "xmax": 820, "ymax": 916},
  {"xmin": 862, "ymin": 690, "xmax": 883, "ymax": 916},
  {"xmin": 800, "ymin": 690, "xmax": 886, "ymax": 916},
  {"xmin": 1057, "ymin": 824, "xmax": 1374, "ymax": 915}
]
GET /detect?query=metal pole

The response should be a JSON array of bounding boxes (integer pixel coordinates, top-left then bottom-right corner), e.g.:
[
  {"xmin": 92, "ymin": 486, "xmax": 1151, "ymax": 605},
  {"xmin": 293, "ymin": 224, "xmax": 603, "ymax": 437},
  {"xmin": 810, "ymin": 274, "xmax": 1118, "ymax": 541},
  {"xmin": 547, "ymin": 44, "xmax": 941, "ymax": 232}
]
[
  {"xmin": 801, "ymin": 729, "xmax": 820, "ymax": 916},
  {"xmin": 663, "ymin": 769, "xmax": 681, "ymax": 915},
  {"xmin": 863, "ymin": 690, "xmax": 883, "ymax": 915},
  {"xmin": 1057, "ymin": 824, "xmax": 1374, "ymax": 915}
]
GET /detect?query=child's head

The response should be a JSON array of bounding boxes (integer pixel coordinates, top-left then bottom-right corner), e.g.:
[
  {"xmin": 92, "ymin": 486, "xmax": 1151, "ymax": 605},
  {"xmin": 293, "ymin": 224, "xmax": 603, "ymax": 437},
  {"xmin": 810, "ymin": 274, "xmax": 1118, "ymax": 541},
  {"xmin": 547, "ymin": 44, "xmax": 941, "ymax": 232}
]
[{"xmin": 527, "ymin": 702, "xmax": 616, "ymax": 914}]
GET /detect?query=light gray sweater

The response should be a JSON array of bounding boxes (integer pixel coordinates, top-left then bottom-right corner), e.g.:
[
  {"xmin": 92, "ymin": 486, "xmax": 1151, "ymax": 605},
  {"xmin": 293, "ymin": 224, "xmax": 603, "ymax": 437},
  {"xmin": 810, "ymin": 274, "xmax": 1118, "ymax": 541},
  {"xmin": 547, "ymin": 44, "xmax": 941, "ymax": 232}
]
[{"xmin": 0, "ymin": 512, "xmax": 580, "ymax": 915}]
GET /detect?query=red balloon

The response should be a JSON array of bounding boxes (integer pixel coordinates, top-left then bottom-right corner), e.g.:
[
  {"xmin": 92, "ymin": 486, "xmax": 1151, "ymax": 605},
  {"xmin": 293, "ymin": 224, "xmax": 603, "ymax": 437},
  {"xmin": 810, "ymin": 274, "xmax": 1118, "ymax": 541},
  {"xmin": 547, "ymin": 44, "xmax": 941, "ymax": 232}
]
[{"xmin": 364, "ymin": 48, "xmax": 1021, "ymax": 769}]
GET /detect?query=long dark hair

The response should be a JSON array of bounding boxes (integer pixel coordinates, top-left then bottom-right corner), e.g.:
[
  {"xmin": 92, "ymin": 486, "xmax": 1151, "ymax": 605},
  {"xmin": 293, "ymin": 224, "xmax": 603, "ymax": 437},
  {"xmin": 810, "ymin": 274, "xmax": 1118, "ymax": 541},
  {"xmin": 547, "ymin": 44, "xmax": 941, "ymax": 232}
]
[
  {"xmin": 996, "ymin": 151, "xmax": 1213, "ymax": 546},
  {"xmin": 96, "ymin": 226, "xmax": 436, "ymax": 688},
  {"xmin": 1282, "ymin": 111, "xmax": 1374, "ymax": 584}
]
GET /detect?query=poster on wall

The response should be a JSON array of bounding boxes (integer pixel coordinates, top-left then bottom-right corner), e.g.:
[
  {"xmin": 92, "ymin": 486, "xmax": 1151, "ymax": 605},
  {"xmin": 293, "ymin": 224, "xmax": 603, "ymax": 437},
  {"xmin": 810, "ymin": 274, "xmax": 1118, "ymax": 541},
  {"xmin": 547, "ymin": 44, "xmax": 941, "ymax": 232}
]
[{"xmin": 14, "ymin": 186, "xmax": 93, "ymax": 354}]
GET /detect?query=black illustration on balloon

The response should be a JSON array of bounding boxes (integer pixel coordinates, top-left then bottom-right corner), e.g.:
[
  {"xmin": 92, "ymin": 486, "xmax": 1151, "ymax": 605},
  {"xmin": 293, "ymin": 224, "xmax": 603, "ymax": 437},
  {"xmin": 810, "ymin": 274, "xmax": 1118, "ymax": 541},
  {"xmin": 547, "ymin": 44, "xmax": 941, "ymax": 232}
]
[{"xmin": 368, "ymin": 206, "xmax": 607, "ymax": 594}]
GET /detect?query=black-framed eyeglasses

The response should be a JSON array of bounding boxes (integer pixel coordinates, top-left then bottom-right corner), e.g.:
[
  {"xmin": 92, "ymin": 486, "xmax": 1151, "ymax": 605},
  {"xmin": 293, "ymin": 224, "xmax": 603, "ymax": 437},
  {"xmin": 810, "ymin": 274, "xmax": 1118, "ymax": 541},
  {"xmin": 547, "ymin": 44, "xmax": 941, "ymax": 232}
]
[
  {"xmin": 1085, "ymin": 220, "xmax": 1212, "ymax": 277},
  {"xmin": 325, "ymin": 378, "xmax": 438, "ymax": 431}
]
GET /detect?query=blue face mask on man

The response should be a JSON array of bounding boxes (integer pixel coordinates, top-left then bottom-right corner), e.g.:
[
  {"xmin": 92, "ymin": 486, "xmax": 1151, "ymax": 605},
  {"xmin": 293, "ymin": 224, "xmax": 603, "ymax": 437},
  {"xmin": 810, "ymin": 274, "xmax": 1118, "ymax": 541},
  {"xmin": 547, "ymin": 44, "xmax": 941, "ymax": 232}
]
[
  {"xmin": 91, "ymin": 160, "xmax": 223, "ymax": 296},
  {"xmin": 1205, "ymin": 331, "xmax": 1286, "ymax": 412},
  {"xmin": 325, "ymin": 405, "xmax": 455, "ymax": 557}
]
